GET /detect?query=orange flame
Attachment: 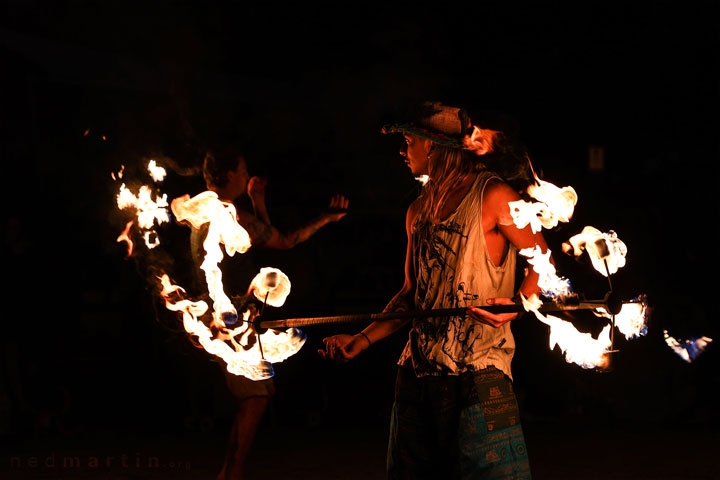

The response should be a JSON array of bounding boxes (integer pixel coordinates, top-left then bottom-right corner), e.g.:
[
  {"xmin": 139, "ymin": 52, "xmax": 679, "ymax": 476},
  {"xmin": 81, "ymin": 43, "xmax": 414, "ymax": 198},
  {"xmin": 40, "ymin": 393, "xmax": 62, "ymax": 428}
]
[
  {"xmin": 522, "ymin": 294, "xmax": 611, "ymax": 369},
  {"xmin": 116, "ymin": 220, "xmax": 134, "ymax": 256},
  {"xmin": 171, "ymin": 192, "xmax": 251, "ymax": 327},
  {"xmin": 519, "ymin": 246, "xmax": 572, "ymax": 298},
  {"xmin": 114, "ymin": 161, "xmax": 169, "ymax": 250},
  {"xmin": 509, "ymin": 177, "xmax": 578, "ymax": 233},
  {"xmin": 462, "ymin": 126, "xmax": 499, "ymax": 155},
  {"xmin": 158, "ymin": 272, "xmax": 305, "ymax": 380},
  {"xmin": 168, "ymin": 192, "xmax": 305, "ymax": 379}
]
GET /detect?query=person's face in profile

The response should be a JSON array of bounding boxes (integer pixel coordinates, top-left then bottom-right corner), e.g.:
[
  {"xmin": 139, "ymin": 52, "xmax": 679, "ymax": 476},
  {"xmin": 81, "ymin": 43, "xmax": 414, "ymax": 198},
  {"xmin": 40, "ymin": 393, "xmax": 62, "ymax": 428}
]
[{"xmin": 226, "ymin": 156, "xmax": 250, "ymax": 196}]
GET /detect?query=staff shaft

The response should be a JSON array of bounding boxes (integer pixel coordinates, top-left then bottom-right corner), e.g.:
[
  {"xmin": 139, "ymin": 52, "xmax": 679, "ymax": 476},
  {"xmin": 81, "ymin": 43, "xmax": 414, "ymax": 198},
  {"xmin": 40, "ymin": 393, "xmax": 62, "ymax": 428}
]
[{"xmin": 257, "ymin": 299, "xmax": 610, "ymax": 330}]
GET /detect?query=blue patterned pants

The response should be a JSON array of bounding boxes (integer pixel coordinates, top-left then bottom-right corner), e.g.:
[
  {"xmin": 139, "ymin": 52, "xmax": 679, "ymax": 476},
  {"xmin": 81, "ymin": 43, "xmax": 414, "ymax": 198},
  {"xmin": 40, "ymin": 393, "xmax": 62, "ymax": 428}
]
[{"xmin": 387, "ymin": 366, "xmax": 531, "ymax": 479}]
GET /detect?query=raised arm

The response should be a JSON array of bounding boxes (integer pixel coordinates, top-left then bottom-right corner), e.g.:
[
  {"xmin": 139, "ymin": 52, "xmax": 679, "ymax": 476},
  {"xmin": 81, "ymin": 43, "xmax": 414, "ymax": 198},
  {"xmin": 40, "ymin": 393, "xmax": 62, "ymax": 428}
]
[
  {"xmin": 318, "ymin": 200, "xmax": 420, "ymax": 362},
  {"xmin": 237, "ymin": 195, "xmax": 349, "ymax": 249}
]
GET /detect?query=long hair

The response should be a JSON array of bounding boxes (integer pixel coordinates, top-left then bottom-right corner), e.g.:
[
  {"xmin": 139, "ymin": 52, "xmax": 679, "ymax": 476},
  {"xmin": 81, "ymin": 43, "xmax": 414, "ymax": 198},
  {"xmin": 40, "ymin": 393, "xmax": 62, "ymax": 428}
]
[
  {"xmin": 415, "ymin": 133, "xmax": 532, "ymax": 225},
  {"xmin": 416, "ymin": 145, "xmax": 482, "ymax": 225}
]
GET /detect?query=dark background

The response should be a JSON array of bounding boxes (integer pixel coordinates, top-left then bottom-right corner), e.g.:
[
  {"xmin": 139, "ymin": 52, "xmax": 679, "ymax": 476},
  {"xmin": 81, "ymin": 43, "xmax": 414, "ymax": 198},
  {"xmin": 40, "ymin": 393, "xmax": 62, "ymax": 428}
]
[{"xmin": 1, "ymin": 1, "xmax": 718, "ymax": 478}]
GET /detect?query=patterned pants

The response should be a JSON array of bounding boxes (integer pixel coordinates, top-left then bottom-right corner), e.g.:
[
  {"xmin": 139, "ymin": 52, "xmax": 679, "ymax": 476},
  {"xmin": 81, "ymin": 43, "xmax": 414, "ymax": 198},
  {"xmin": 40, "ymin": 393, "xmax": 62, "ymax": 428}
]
[{"xmin": 387, "ymin": 367, "xmax": 531, "ymax": 480}]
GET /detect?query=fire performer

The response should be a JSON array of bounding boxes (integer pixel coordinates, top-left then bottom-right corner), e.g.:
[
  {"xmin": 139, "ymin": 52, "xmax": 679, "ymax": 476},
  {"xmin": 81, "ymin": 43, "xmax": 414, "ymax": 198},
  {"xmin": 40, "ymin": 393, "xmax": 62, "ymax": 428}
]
[
  {"xmin": 320, "ymin": 102, "xmax": 547, "ymax": 479},
  {"xmin": 192, "ymin": 146, "xmax": 348, "ymax": 480}
]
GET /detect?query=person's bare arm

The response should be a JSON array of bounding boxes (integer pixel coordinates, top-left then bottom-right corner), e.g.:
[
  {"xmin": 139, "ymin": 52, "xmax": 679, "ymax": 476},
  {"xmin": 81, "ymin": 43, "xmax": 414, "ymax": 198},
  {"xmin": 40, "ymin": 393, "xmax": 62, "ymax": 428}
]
[
  {"xmin": 247, "ymin": 177, "xmax": 271, "ymax": 225},
  {"xmin": 237, "ymin": 195, "xmax": 349, "ymax": 249},
  {"xmin": 319, "ymin": 200, "xmax": 419, "ymax": 362},
  {"xmin": 468, "ymin": 180, "xmax": 549, "ymax": 327}
]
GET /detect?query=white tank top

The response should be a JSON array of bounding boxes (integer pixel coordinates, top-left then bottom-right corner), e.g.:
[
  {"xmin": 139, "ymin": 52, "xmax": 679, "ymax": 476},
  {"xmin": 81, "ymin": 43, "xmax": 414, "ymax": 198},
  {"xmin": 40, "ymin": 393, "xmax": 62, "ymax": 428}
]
[{"xmin": 398, "ymin": 171, "xmax": 518, "ymax": 380}]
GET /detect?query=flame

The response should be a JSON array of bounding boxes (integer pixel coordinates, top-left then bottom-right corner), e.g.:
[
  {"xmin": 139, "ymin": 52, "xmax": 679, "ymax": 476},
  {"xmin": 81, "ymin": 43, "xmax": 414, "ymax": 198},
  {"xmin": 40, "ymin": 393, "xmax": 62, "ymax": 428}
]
[
  {"xmin": 563, "ymin": 226, "xmax": 627, "ymax": 276},
  {"xmin": 158, "ymin": 274, "xmax": 305, "ymax": 380},
  {"xmin": 147, "ymin": 160, "xmax": 167, "ymax": 183},
  {"xmin": 519, "ymin": 246, "xmax": 573, "ymax": 299},
  {"xmin": 116, "ymin": 220, "xmax": 134, "ymax": 256},
  {"xmin": 114, "ymin": 161, "xmax": 169, "ymax": 251},
  {"xmin": 111, "ymin": 165, "xmax": 124, "ymax": 181},
  {"xmin": 171, "ymin": 191, "xmax": 252, "ymax": 328},
  {"xmin": 595, "ymin": 296, "xmax": 649, "ymax": 340},
  {"xmin": 509, "ymin": 176, "xmax": 577, "ymax": 233},
  {"xmin": 522, "ymin": 294, "xmax": 611, "ymax": 369},
  {"xmin": 663, "ymin": 330, "xmax": 713, "ymax": 363},
  {"xmin": 158, "ymin": 274, "xmax": 286, "ymax": 380},
  {"xmin": 415, "ymin": 174, "xmax": 429, "ymax": 186},
  {"xmin": 168, "ymin": 191, "xmax": 305, "ymax": 378},
  {"xmin": 249, "ymin": 267, "xmax": 291, "ymax": 307},
  {"xmin": 462, "ymin": 125, "xmax": 499, "ymax": 155},
  {"xmin": 116, "ymin": 184, "xmax": 169, "ymax": 229}
]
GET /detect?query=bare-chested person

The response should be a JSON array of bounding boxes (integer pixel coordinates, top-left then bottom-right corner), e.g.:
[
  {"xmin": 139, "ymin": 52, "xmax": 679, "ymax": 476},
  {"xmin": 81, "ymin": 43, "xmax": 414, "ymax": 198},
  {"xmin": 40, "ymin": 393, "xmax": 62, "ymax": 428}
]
[{"xmin": 194, "ymin": 146, "xmax": 348, "ymax": 480}]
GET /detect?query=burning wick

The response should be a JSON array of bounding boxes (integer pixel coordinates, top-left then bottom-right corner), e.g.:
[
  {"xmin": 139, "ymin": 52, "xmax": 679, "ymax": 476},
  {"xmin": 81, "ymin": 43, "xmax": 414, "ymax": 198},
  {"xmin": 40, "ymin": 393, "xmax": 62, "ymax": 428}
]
[
  {"xmin": 249, "ymin": 267, "xmax": 291, "ymax": 307},
  {"xmin": 167, "ymin": 192, "xmax": 304, "ymax": 379},
  {"xmin": 562, "ymin": 226, "xmax": 627, "ymax": 277},
  {"xmin": 594, "ymin": 296, "xmax": 649, "ymax": 340}
]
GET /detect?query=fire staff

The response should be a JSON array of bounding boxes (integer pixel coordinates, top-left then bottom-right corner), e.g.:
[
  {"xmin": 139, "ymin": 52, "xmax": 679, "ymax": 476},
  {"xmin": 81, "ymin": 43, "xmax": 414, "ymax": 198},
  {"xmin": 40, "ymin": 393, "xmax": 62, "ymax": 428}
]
[{"xmin": 320, "ymin": 102, "xmax": 549, "ymax": 479}]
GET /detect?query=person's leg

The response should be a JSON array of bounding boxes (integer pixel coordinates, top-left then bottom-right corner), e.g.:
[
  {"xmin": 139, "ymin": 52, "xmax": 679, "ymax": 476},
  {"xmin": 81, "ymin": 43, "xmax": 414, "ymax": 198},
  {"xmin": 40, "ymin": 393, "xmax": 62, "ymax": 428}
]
[
  {"xmin": 387, "ymin": 368, "xmax": 438, "ymax": 480},
  {"xmin": 457, "ymin": 367, "xmax": 531, "ymax": 479},
  {"xmin": 218, "ymin": 374, "xmax": 275, "ymax": 480},
  {"xmin": 220, "ymin": 396, "xmax": 270, "ymax": 480}
]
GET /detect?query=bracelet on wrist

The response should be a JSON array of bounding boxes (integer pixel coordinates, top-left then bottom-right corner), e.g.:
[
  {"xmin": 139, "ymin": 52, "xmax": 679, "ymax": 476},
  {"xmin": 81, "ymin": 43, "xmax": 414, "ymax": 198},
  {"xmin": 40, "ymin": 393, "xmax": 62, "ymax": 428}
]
[{"xmin": 358, "ymin": 332, "xmax": 372, "ymax": 347}]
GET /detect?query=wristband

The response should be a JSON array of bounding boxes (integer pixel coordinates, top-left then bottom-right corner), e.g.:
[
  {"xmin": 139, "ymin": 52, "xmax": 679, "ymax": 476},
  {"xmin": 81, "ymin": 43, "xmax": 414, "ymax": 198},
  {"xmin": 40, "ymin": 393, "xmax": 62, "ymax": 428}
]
[{"xmin": 358, "ymin": 332, "xmax": 372, "ymax": 347}]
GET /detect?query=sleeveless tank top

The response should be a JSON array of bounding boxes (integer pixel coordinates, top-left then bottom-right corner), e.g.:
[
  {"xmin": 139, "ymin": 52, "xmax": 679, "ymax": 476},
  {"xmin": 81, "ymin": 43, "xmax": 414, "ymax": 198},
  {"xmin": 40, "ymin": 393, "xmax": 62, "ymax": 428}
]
[{"xmin": 398, "ymin": 171, "xmax": 518, "ymax": 380}]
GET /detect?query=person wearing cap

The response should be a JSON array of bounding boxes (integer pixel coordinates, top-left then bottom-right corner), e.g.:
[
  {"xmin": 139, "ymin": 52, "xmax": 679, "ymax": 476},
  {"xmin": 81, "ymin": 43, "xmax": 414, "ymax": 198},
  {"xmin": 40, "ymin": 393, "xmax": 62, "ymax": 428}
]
[
  {"xmin": 191, "ymin": 146, "xmax": 348, "ymax": 480},
  {"xmin": 320, "ymin": 102, "xmax": 545, "ymax": 479}
]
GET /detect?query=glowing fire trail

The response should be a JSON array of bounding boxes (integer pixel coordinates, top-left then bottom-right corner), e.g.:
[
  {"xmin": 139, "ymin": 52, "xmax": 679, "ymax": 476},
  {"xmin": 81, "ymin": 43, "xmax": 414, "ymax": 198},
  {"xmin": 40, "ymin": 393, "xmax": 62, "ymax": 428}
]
[
  {"xmin": 521, "ymin": 294, "xmax": 612, "ymax": 370},
  {"xmin": 166, "ymin": 191, "xmax": 305, "ymax": 380},
  {"xmin": 171, "ymin": 191, "xmax": 251, "ymax": 328},
  {"xmin": 663, "ymin": 331, "xmax": 713, "ymax": 363},
  {"xmin": 509, "ymin": 167, "xmax": 578, "ymax": 234},
  {"xmin": 114, "ymin": 161, "xmax": 170, "ymax": 254}
]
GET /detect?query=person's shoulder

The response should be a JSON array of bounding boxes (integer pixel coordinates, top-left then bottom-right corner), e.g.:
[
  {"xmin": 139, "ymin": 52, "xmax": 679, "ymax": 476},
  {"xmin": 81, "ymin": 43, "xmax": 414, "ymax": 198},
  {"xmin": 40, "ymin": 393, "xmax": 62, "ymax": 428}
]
[
  {"xmin": 405, "ymin": 197, "xmax": 423, "ymax": 231},
  {"xmin": 483, "ymin": 176, "xmax": 519, "ymax": 202}
]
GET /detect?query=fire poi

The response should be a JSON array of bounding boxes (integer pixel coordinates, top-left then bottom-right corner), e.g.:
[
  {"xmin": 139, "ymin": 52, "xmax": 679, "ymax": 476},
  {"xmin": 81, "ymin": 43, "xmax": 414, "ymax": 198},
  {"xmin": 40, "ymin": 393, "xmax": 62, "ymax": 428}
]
[
  {"xmin": 113, "ymin": 147, "xmax": 710, "ymax": 381},
  {"xmin": 113, "ymin": 161, "xmax": 306, "ymax": 380}
]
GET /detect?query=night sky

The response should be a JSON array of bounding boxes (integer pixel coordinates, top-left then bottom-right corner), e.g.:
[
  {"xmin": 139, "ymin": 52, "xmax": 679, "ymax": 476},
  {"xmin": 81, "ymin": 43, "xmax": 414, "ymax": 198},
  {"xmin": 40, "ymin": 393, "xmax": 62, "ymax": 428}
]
[{"xmin": 1, "ymin": 1, "xmax": 718, "ymax": 478}]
